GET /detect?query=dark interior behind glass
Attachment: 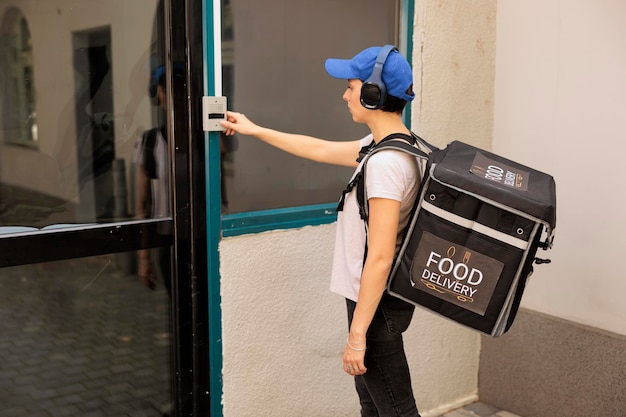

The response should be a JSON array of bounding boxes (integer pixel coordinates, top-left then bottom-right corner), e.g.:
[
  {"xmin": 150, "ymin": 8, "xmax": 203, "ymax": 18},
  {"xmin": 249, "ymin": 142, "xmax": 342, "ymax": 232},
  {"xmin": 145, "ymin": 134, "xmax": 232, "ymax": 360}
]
[{"xmin": 221, "ymin": 0, "xmax": 399, "ymax": 213}]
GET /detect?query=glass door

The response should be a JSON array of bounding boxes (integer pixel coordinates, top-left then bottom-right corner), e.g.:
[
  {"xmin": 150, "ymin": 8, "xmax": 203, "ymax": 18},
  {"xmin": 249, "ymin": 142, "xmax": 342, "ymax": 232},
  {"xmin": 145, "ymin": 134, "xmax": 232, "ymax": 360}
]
[
  {"xmin": 218, "ymin": 0, "xmax": 402, "ymax": 215},
  {"xmin": 0, "ymin": 0, "xmax": 209, "ymax": 415},
  {"xmin": 206, "ymin": 1, "xmax": 409, "ymax": 416}
]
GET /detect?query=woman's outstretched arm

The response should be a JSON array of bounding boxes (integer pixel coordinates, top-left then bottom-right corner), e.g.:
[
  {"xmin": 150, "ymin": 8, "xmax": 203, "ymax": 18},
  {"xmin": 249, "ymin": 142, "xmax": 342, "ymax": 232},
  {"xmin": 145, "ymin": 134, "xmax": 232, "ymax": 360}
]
[{"xmin": 221, "ymin": 111, "xmax": 362, "ymax": 167}]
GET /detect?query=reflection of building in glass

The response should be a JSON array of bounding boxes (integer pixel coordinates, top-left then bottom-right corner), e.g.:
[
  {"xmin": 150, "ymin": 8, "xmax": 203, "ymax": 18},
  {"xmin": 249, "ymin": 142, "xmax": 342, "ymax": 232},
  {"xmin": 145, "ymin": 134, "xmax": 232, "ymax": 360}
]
[
  {"xmin": 0, "ymin": 1, "xmax": 160, "ymax": 228},
  {"xmin": 0, "ymin": 7, "xmax": 37, "ymax": 144}
]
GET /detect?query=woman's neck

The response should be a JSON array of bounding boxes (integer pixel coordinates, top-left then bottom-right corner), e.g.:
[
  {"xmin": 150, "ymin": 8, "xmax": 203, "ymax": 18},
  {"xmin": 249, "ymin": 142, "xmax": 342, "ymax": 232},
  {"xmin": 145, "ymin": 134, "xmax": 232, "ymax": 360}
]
[{"xmin": 368, "ymin": 112, "xmax": 410, "ymax": 143}]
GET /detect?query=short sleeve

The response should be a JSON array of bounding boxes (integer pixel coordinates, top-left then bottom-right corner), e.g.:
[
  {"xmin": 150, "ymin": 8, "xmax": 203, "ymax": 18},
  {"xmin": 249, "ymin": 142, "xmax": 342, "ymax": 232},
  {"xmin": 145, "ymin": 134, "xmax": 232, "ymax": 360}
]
[{"xmin": 365, "ymin": 150, "xmax": 419, "ymax": 202}]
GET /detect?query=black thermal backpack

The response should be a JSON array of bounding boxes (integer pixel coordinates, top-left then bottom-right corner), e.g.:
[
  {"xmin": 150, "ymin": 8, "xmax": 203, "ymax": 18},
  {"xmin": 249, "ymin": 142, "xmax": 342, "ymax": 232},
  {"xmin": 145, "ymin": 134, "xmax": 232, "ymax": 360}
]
[{"xmin": 351, "ymin": 132, "xmax": 556, "ymax": 337}]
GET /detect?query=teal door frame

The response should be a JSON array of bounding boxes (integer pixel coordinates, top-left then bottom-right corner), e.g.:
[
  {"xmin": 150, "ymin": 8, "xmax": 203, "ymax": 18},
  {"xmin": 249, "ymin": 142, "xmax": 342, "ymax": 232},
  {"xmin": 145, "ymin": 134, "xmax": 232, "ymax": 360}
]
[
  {"xmin": 201, "ymin": 2, "xmax": 414, "ymax": 416},
  {"xmin": 202, "ymin": 1, "xmax": 224, "ymax": 416}
]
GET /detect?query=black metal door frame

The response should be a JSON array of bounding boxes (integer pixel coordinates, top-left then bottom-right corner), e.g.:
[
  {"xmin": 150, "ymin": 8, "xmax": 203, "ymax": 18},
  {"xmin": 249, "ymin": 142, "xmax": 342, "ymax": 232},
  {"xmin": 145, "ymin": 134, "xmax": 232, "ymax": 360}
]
[{"xmin": 0, "ymin": 0, "xmax": 210, "ymax": 414}]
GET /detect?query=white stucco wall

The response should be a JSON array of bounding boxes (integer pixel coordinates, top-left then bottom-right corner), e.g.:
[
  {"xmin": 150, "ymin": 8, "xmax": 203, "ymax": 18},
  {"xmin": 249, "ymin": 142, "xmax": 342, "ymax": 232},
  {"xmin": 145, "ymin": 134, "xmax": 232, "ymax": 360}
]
[
  {"xmin": 220, "ymin": 226, "xmax": 479, "ymax": 417},
  {"xmin": 220, "ymin": 2, "xmax": 498, "ymax": 415},
  {"xmin": 412, "ymin": 0, "xmax": 496, "ymax": 152},
  {"xmin": 493, "ymin": 0, "xmax": 626, "ymax": 336}
]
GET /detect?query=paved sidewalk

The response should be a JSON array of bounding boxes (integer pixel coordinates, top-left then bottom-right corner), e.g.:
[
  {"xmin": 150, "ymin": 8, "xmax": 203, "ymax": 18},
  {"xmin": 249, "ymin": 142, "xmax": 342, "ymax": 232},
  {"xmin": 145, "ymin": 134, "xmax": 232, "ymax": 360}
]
[
  {"xmin": 436, "ymin": 401, "xmax": 523, "ymax": 417},
  {"xmin": 0, "ymin": 255, "xmax": 524, "ymax": 417},
  {"xmin": 0, "ymin": 256, "xmax": 171, "ymax": 417}
]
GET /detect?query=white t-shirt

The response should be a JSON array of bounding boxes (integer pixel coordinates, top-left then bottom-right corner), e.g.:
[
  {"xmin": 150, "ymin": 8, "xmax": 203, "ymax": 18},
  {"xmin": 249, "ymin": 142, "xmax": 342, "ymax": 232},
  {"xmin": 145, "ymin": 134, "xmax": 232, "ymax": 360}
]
[
  {"xmin": 134, "ymin": 129, "xmax": 170, "ymax": 219},
  {"xmin": 329, "ymin": 134, "xmax": 421, "ymax": 302}
]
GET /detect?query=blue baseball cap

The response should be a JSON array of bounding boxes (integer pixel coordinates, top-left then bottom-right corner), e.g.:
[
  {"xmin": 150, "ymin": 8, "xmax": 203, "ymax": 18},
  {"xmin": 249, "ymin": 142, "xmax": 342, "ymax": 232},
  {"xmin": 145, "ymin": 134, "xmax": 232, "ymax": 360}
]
[
  {"xmin": 325, "ymin": 46, "xmax": 415, "ymax": 102},
  {"xmin": 149, "ymin": 62, "xmax": 185, "ymax": 98}
]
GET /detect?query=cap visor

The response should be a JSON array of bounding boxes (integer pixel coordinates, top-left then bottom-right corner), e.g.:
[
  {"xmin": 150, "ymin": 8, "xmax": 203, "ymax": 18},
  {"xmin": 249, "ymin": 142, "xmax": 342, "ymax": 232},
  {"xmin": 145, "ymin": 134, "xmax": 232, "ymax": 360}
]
[{"xmin": 325, "ymin": 58, "xmax": 357, "ymax": 79}]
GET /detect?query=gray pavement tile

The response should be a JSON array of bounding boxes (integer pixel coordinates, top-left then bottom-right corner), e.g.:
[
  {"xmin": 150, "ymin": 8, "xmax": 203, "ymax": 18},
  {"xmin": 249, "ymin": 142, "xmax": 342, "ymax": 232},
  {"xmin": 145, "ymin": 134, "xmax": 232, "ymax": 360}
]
[
  {"xmin": 0, "ymin": 256, "xmax": 171, "ymax": 417},
  {"xmin": 495, "ymin": 412, "xmax": 523, "ymax": 417},
  {"xmin": 464, "ymin": 401, "xmax": 501, "ymax": 416},
  {"xmin": 29, "ymin": 388, "xmax": 59, "ymax": 401},
  {"xmin": 13, "ymin": 374, "xmax": 38, "ymax": 385},
  {"xmin": 442, "ymin": 410, "xmax": 476, "ymax": 417},
  {"xmin": 82, "ymin": 411, "xmax": 107, "ymax": 417},
  {"xmin": 438, "ymin": 402, "xmax": 525, "ymax": 417},
  {"xmin": 52, "ymin": 404, "xmax": 82, "ymax": 417},
  {"xmin": 57, "ymin": 383, "xmax": 88, "ymax": 396},
  {"xmin": 1, "ymin": 407, "xmax": 29, "ymax": 417}
]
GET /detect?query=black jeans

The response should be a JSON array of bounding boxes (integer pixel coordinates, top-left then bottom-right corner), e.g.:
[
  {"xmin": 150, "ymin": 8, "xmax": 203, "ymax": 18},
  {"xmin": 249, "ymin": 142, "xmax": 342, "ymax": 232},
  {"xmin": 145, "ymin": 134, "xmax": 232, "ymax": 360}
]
[{"xmin": 346, "ymin": 293, "xmax": 421, "ymax": 417}]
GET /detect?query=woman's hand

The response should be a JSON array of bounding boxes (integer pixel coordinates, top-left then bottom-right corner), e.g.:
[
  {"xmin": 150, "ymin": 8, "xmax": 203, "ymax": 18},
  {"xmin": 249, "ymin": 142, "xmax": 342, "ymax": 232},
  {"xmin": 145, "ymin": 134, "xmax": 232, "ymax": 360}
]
[
  {"xmin": 343, "ymin": 338, "xmax": 367, "ymax": 376},
  {"xmin": 221, "ymin": 111, "xmax": 260, "ymax": 136},
  {"xmin": 138, "ymin": 249, "xmax": 157, "ymax": 290}
]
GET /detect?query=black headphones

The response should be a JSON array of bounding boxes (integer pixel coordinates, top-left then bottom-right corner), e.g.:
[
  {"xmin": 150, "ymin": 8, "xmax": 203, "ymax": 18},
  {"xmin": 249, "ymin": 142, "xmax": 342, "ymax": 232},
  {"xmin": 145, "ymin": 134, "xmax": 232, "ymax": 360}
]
[{"xmin": 360, "ymin": 44, "xmax": 398, "ymax": 110}]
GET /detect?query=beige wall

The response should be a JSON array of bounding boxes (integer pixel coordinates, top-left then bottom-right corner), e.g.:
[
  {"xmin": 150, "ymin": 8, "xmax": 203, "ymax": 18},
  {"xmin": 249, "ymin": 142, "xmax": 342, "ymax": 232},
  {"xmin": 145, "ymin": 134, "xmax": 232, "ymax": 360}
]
[
  {"xmin": 484, "ymin": 2, "xmax": 626, "ymax": 413},
  {"xmin": 219, "ymin": 1, "xmax": 498, "ymax": 416},
  {"xmin": 493, "ymin": 0, "xmax": 626, "ymax": 336}
]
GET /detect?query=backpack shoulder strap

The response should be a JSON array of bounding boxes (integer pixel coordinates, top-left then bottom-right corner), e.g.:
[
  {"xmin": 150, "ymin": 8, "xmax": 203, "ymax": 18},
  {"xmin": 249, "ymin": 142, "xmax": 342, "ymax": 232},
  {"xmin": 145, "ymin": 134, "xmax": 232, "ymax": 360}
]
[
  {"xmin": 355, "ymin": 132, "xmax": 432, "ymax": 223},
  {"xmin": 374, "ymin": 131, "xmax": 436, "ymax": 158},
  {"xmin": 142, "ymin": 127, "xmax": 159, "ymax": 179},
  {"xmin": 336, "ymin": 132, "xmax": 435, "ymax": 218}
]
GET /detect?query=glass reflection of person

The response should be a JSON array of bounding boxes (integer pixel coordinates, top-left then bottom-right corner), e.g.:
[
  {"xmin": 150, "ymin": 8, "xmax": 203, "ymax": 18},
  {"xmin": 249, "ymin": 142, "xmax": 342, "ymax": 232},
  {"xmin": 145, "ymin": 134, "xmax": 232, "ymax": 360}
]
[{"xmin": 135, "ymin": 66, "xmax": 171, "ymax": 293}]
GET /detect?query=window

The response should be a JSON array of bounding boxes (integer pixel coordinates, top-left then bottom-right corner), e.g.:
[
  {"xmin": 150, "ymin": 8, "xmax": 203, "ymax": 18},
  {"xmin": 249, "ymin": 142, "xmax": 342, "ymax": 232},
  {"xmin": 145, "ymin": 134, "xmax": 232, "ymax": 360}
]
[
  {"xmin": 1, "ymin": 7, "xmax": 37, "ymax": 146},
  {"xmin": 220, "ymin": 0, "xmax": 402, "ymax": 222}
]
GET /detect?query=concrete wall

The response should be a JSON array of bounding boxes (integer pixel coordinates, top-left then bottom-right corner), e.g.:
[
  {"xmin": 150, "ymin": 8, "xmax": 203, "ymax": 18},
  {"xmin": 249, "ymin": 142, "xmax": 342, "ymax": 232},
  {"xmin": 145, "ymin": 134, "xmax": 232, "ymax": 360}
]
[
  {"xmin": 478, "ymin": 1, "xmax": 626, "ymax": 415},
  {"xmin": 480, "ymin": 309, "xmax": 626, "ymax": 417},
  {"xmin": 219, "ymin": 2, "xmax": 498, "ymax": 416},
  {"xmin": 220, "ymin": 226, "xmax": 480, "ymax": 417},
  {"xmin": 493, "ymin": 0, "xmax": 626, "ymax": 338},
  {"xmin": 412, "ymin": 0, "xmax": 496, "ymax": 151}
]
